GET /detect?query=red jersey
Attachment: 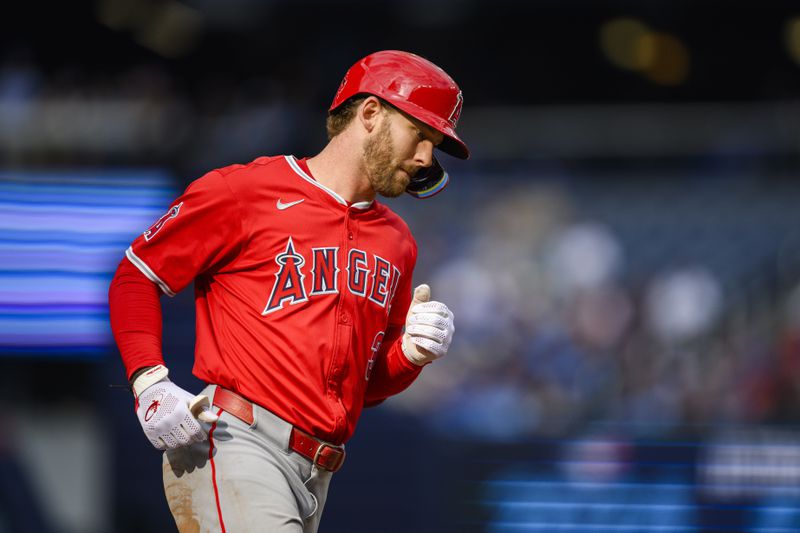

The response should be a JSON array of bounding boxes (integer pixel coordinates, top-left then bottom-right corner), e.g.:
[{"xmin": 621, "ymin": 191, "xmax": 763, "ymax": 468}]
[{"xmin": 123, "ymin": 155, "xmax": 422, "ymax": 443}]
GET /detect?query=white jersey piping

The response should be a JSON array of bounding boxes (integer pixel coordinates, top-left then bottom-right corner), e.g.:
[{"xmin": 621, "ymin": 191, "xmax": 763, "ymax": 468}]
[
  {"xmin": 125, "ymin": 246, "xmax": 177, "ymax": 297},
  {"xmin": 285, "ymin": 155, "xmax": 373, "ymax": 210}
]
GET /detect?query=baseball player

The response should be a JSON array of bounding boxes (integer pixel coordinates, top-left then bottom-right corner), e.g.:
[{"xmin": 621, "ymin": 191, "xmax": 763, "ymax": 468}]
[{"xmin": 108, "ymin": 50, "xmax": 468, "ymax": 532}]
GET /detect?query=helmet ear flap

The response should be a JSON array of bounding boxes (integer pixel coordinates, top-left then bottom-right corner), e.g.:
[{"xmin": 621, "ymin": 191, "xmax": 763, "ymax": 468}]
[{"xmin": 405, "ymin": 157, "xmax": 449, "ymax": 199}]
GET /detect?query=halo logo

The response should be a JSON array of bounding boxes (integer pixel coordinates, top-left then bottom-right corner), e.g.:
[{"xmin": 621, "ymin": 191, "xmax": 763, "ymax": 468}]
[
  {"xmin": 144, "ymin": 399, "xmax": 161, "ymax": 421},
  {"xmin": 144, "ymin": 202, "xmax": 183, "ymax": 241},
  {"xmin": 448, "ymin": 91, "xmax": 463, "ymax": 127},
  {"xmin": 365, "ymin": 331, "xmax": 385, "ymax": 381}
]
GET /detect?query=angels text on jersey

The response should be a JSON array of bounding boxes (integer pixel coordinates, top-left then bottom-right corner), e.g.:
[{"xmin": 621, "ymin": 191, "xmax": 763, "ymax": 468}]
[{"xmin": 263, "ymin": 237, "xmax": 402, "ymax": 316}]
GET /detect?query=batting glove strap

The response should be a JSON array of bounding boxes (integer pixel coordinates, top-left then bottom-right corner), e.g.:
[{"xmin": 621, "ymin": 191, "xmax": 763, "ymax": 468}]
[
  {"xmin": 131, "ymin": 364, "xmax": 169, "ymax": 398},
  {"xmin": 402, "ymin": 300, "xmax": 455, "ymax": 366}
]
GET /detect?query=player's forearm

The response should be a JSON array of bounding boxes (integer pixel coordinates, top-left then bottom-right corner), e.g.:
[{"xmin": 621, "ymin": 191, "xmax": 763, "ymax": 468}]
[
  {"xmin": 108, "ymin": 257, "xmax": 166, "ymax": 380},
  {"xmin": 363, "ymin": 329, "xmax": 423, "ymax": 406}
]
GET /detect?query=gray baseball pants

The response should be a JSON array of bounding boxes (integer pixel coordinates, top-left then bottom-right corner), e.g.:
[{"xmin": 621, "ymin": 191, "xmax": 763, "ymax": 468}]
[{"xmin": 162, "ymin": 385, "xmax": 333, "ymax": 532}]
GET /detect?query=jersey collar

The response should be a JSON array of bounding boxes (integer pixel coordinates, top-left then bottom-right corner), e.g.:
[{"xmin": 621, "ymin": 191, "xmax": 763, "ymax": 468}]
[{"xmin": 285, "ymin": 155, "xmax": 374, "ymax": 210}]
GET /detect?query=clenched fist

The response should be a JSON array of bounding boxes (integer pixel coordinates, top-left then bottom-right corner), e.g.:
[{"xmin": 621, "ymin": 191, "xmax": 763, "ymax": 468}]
[
  {"xmin": 133, "ymin": 365, "xmax": 219, "ymax": 450},
  {"xmin": 402, "ymin": 284, "xmax": 455, "ymax": 366}
]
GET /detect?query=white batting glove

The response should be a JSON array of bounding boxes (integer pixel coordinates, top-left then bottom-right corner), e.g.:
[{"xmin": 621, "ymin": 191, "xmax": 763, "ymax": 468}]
[
  {"xmin": 132, "ymin": 365, "xmax": 219, "ymax": 451},
  {"xmin": 402, "ymin": 284, "xmax": 455, "ymax": 366}
]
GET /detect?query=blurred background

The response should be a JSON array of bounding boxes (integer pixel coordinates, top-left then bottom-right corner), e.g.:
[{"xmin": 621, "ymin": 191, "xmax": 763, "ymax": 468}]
[{"xmin": 2, "ymin": 0, "xmax": 800, "ymax": 531}]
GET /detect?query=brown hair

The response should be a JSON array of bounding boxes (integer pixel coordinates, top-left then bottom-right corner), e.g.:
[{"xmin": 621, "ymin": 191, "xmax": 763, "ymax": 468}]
[{"xmin": 326, "ymin": 96, "xmax": 367, "ymax": 140}]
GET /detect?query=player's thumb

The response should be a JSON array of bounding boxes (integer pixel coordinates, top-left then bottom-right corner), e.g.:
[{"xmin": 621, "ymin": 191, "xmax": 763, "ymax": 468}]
[
  {"xmin": 406, "ymin": 284, "xmax": 431, "ymax": 321},
  {"xmin": 411, "ymin": 284, "xmax": 431, "ymax": 307},
  {"xmin": 188, "ymin": 394, "xmax": 219, "ymax": 423},
  {"xmin": 403, "ymin": 284, "xmax": 435, "ymax": 362},
  {"xmin": 197, "ymin": 409, "xmax": 219, "ymax": 424}
]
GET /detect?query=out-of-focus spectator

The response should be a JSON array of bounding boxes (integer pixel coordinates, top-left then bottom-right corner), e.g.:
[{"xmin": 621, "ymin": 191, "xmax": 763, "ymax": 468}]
[
  {"xmin": 644, "ymin": 267, "xmax": 723, "ymax": 344},
  {"xmin": 545, "ymin": 222, "xmax": 623, "ymax": 297}
]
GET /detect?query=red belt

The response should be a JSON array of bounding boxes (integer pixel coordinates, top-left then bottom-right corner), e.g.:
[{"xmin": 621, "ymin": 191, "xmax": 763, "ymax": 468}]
[{"xmin": 211, "ymin": 387, "xmax": 346, "ymax": 473}]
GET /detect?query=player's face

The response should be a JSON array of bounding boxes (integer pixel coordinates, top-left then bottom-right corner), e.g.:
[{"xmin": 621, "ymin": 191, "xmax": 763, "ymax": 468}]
[{"xmin": 363, "ymin": 108, "xmax": 444, "ymax": 198}]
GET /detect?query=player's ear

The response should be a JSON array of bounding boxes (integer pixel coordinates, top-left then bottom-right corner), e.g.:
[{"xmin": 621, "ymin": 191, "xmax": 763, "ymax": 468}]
[{"xmin": 358, "ymin": 96, "xmax": 384, "ymax": 133}]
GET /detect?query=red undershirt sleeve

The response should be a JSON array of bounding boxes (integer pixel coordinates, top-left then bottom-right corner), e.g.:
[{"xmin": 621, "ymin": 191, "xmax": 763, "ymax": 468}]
[
  {"xmin": 363, "ymin": 324, "xmax": 423, "ymax": 407},
  {"xmin": 108, "ymin": 256, "xmax": 165, "ymax": 380}
]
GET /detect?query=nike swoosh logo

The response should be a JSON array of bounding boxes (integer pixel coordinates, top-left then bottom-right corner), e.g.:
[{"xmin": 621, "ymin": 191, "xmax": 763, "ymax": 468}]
[{"xmin": 276, "ymin": 198, "xmax": 305, "ymax": 210}]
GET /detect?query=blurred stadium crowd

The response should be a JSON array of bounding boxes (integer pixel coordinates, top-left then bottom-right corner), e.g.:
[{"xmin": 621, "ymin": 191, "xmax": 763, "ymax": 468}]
[{"xmin": 395, "ymin": 174, "xmax": 800, "ymax": 441}]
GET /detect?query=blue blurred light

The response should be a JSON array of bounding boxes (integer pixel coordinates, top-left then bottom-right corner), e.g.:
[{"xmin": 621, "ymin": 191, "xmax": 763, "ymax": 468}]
[{"xmin": 0, "ymin": 170, "xmax": 178, "ymax": 356}]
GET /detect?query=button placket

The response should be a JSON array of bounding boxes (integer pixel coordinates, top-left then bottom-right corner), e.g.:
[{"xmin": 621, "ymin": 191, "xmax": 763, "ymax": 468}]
[{"xmin": 327, "ymin": 208, "xmax": 356, "ymax": 440}]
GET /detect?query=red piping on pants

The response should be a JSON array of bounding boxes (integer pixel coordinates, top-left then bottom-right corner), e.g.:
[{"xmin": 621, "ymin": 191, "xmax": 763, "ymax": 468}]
[{"xmin": 208, "ymin": 408, "xmax": 226, "ymax": 533}]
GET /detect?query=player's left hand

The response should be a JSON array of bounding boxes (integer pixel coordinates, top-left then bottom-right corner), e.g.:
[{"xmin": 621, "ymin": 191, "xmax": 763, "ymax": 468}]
[{"xmin": 402, "ymin": 284, "xmax": 455, "ymax": 366}]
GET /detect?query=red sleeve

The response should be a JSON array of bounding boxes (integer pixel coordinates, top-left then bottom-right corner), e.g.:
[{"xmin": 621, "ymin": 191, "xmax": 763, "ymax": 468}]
[
  {"xmin": 125, "ymin": 170, "xmax": 247, "ymax": 296},
  {"xmin": 108, "ymin": 256, "xmax": 165, "ymax": 380},
  {"xmin": 363, "ymin": 324, "xmax": 423, "ymax": 407}
]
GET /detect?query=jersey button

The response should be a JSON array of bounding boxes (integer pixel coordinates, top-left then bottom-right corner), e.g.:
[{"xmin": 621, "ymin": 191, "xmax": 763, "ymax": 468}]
[
  {"xmin": 340, "ymin": 313, "xmax": 350, "ymax": 324},
  {"xmin": 348, "ymin": 232, "xmax": 354, "ymax": 240}
]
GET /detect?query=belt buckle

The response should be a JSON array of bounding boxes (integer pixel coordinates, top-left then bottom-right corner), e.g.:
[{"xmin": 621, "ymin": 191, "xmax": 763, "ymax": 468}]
[{"xmin": 313, "ymin": 443, "xmax": 346, "ymax": 473}]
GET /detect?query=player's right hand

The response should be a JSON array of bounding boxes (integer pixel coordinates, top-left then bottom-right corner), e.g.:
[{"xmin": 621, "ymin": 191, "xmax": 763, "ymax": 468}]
[{"xmin": 132, "ymin": 365, "xmax": 219, "ymax": 450}]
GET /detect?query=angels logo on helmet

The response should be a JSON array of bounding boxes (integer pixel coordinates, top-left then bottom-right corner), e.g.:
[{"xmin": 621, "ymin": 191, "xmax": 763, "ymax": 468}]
[{"xmin": 448, "ymin": 91, "xmax": 463, "ymax": 128}]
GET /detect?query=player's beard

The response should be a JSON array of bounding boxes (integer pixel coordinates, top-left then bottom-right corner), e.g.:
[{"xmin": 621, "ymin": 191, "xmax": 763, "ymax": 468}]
[{"xmin": 363, "ymin": 121, "xmax": 410, "ymax": 198}]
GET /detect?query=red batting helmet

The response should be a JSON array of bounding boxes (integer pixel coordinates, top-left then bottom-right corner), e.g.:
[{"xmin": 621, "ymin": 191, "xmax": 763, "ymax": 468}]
[{"xmin": 329, "ymin": 50, "xmax": 469, "ymax": 161}]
